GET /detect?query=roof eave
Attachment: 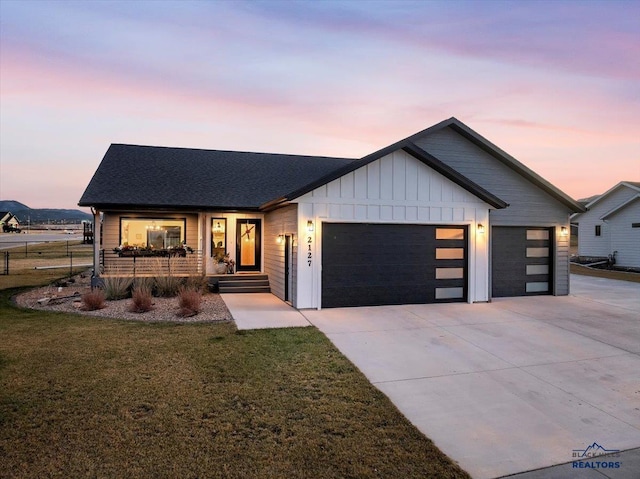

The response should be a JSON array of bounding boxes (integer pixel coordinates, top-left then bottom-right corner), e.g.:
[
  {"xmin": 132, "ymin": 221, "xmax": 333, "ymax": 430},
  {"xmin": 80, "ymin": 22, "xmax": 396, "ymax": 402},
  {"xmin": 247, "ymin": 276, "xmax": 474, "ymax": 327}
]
[{"xmin": 78, "ymin": 202, "xmax": 261, "ymax": 212}]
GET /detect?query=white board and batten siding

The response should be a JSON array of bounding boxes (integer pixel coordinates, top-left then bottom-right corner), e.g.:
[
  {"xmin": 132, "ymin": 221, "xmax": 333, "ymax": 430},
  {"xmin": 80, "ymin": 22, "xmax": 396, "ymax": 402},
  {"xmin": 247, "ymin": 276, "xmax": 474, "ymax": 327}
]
[
  {"xmin": 415, "ymin": 127, "xmax": 574, "ymax": 295},
  {"xmin": 292, "ymin": 149, "xmax": 493, "ymax": 309}
]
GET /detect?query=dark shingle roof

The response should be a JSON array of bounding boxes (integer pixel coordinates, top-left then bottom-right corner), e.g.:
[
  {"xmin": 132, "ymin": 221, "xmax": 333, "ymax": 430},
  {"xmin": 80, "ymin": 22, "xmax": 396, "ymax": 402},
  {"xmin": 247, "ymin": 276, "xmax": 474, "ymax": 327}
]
[{"xmin": 79, "ymin": 144, "xmax": 355, "ymax": 209}]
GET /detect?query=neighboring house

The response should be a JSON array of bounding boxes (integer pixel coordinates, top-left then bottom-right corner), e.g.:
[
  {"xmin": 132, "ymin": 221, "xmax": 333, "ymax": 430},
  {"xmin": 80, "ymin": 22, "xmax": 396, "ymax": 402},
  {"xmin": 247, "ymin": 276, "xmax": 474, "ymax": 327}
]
[
  {"xmin": 0, "ymin": 212, "xmax": 21, "ymax": 231},
  {"xmin": 79, "ymin": 117, "xmax": 585, "ymax": 309},
  {"xmin": 572, "ymin": 181, "xmax": 640, "ymax": 268}
]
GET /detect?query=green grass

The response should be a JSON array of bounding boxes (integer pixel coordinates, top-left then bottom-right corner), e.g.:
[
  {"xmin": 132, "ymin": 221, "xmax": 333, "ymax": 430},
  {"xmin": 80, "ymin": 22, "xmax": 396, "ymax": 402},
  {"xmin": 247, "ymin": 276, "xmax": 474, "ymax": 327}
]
[
  {"xmin": 0, "ymin": 285, "xmax": 469, "ymax": 479},
  {"xmin": 0, "ymin": 240, "xmax": 92, "ymax": 290}
]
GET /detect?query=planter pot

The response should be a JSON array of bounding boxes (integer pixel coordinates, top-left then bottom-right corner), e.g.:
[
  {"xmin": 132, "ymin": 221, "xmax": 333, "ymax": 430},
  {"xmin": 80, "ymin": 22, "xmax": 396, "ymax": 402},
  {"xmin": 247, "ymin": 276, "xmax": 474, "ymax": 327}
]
[{"xmin": 215, "ymin": 263, "xmax": 227, "ymax": 274}]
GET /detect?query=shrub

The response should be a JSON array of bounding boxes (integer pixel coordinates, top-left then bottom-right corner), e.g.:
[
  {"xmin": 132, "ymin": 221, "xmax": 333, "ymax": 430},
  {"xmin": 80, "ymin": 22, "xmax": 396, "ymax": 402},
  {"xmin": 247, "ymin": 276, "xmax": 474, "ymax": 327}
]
[
  {"xmin": 81, "ymin": 290, "xmax": 106, "ymax": 311},
  {"xmin": 129, "ymin": 284, "xmax": 153, "ymax": 313},
  {"xmin": 154, "ymin": 274, "xmax": 182, "ymax": 297},
  {"xmin": 177, "ymin": 287, "xmax": 202, "ymax": 317},
  {"xmin": 102, "ymin": 275, "xmax": 133, "ymax": 300},
  {"xmin": 185, "ymin": 274, "xmax": 209, "ymax": 294},
  {"xmin": 133, "ymin": 277, "xmax": 156, "ymax": 296}
]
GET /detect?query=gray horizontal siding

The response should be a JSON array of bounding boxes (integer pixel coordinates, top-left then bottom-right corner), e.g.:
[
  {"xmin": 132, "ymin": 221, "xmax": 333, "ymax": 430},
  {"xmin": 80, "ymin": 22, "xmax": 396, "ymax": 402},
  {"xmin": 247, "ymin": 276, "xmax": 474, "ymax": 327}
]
[
  {"xmin": 576, "ymin": 186, "xmax": 638, "ymax": 258},
  {"xmin": 415, "ymin": 128, "xmax": 570, "ymax": 224},
  {"xmin": 264, "ymin": 205, "xmax": 298, "ymax": 301},
  {"xmin": 415, "ymin": 127, "xmax": 574, "ymax": 296}
]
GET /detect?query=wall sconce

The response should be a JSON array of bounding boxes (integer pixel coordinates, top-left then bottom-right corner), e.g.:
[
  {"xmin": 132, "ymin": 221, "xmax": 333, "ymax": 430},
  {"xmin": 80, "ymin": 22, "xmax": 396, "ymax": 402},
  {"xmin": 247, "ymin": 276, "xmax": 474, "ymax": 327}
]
[
  {"xmin": 276, "ymin": 234, "xmax": 284, "ymax": 244},
  {"xmin": 477, "ymin": 223, "xmax": 485, "ymax": 234},
  {"xmin": 561, "ymin": 226, "xmax": 568, "ymax": 236},
  {"xmin": 307, "ymin": 220, "xmax": 314, "ymax": 232}
]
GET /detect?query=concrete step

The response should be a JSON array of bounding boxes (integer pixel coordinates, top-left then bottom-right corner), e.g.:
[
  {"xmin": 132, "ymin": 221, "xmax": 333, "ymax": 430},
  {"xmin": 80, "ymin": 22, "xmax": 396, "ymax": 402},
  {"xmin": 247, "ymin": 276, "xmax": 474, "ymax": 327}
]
[
  {"xmin": 212, "ymin": 274, "xmax": 271, "ymax": 293},
  {"xmin": 220, "ymin": 285, "xmax": 271, "ymax": 294}
]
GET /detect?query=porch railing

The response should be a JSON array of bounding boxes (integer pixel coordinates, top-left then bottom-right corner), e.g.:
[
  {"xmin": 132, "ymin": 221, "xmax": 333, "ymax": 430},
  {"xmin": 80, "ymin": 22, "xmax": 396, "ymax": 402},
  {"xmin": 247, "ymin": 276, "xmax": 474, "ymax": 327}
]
[{"xmin": 100, "ymin": 249, "xmax": 204, "ymax": 276}]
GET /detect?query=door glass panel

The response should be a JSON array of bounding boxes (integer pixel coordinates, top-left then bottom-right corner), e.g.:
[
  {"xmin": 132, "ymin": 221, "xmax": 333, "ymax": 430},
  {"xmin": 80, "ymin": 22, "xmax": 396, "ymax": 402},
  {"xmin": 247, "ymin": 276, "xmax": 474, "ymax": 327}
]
[
  {"xmin": 436, "ymin": 267, "xmax": 464, "ymax": 279},
  {"xmin": 435, "ymin": 287, "xmax": 464, "ymax": 299},
  {"xmin": 436, "ymin": 248, "xmax": 464, "ymax": 259},
  {"xmin": 527, "ymin": 229, "xmax": 549, "ymax": 240},
  {"xmin": 239, "ymin": 221, "xmax": 257, "ymax": 267},
  {"xmin": 526, "ymin": 282, "xmax": 549, "ymax": 292},
  {"xmin": 526, "ymin": 247, "xmax": 549, "ymax": 257},
  {"xmin": 436, "ymin": 228, "xmax": 464, "ymax": 240},
  {"xmin": 526, "ymin": 264, "xmax": 549, "ymax": 275}
]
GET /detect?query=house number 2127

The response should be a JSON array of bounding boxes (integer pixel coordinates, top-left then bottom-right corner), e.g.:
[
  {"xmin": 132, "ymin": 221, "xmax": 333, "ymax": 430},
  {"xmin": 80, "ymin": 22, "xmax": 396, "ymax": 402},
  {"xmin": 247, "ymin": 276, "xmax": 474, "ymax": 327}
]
[{"xmin": 307, "ymin": 236, "xmax": 312, "ymax": 267}]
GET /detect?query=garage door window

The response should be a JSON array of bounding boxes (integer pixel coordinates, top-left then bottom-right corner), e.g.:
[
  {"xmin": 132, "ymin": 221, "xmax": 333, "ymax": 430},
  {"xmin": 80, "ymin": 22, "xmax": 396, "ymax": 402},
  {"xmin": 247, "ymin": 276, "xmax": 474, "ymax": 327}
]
[
  {"xmin": 436, "ymin": 267, "xmax": 464, "ymax": 279},
  {"xmin": 436, "ymin": 228, "xmax": 465, "ymax": 240},
  {"xmin": 436, "ymin": 248, "xmax": 465, "ymax": 259}
]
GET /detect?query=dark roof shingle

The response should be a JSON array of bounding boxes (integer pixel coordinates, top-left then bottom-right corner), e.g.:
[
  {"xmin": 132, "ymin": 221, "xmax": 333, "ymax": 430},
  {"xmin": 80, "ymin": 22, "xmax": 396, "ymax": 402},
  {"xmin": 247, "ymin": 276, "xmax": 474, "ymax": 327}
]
[{"xmin": 79, "ymin": 145, "xmax": 355, "ymax": 209}]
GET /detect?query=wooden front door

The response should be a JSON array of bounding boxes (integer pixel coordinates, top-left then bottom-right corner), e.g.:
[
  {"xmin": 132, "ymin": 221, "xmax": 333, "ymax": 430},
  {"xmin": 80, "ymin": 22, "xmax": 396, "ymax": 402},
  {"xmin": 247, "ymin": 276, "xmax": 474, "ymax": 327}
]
[{"xmin": 236, "ymin": 219, "xmax": 261, "ymax": 271}]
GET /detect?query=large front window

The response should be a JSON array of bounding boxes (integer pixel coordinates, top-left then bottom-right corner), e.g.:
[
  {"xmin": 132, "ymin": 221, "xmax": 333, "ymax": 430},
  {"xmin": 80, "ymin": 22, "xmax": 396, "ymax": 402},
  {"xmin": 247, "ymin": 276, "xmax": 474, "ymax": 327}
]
[{"xmin": 120, "ymin": 217, "xmax": 186, "ymax": 249}]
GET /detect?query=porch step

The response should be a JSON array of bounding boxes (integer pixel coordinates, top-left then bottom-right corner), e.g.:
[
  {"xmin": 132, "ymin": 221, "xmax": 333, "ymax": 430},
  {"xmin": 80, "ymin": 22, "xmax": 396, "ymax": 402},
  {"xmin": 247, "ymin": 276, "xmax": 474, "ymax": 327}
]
[{"xmin": 213, "ymin": 274, "xmax": 271, "ymax": 293}]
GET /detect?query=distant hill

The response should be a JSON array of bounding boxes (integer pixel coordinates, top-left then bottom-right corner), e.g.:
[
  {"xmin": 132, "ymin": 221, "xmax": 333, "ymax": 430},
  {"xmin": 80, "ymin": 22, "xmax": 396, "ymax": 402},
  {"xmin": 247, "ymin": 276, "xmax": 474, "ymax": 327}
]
[{"xmin": 0, "ymin": 200, "xmax": 92, "ymax": 224}]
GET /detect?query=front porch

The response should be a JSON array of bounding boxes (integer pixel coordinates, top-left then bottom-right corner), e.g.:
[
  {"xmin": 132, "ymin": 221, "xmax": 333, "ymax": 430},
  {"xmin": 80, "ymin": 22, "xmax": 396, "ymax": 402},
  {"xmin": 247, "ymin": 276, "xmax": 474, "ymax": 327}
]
[{"xmin": 100, "ymin": 249, "xmax": 204, "ymax": 276}]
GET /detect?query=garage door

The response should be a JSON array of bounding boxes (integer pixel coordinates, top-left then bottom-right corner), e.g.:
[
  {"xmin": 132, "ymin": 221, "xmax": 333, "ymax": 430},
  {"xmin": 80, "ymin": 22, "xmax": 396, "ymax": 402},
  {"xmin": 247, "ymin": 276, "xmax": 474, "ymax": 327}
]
[
  {"xmin": 322, "ymin": 223, "xmax": 467, "ymax": 308},
  {"xmin": 492, "ymin": 226, "xmax": 552, "ymax": 297}
]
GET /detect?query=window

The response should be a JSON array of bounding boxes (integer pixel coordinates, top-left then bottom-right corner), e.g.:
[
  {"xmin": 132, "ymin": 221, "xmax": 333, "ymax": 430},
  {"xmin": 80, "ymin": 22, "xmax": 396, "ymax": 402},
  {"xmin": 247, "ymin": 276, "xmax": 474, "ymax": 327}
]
[
  {"xmin": 211, "ymin": 218, "xmax": 227, "ymax": 258},
  {"xmin": 632, "ymin": 223, "xmax": 640, "ymax": 228},
  {"xmin": 435, "ymin": 248, "xmax": 464, "ymax": 260},
  {"xmin": 120, "ymin": 218, "xmax": 186, "ymax": 249},
  {"xmin": 595, "ymin": 225, "xmax": 601, "ymax": 236}
]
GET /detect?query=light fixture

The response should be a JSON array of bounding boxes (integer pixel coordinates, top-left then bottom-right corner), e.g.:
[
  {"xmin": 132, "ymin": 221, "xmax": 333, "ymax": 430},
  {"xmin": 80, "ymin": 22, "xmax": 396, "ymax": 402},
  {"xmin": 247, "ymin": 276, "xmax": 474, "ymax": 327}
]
[
  {"xmin": 477, "ymin": 223, "xmax": 485, "ymax": 234},
  {"xmin": 307, "ymin": 220, "xmax": 314, "ymax": 232},
  {"xmin": 276, "ymin": 234, "xmax": 284, "ymax": 244},
  {"xmin": 561, "ymin": 226, "xmax": 568, "ymax": 236}
]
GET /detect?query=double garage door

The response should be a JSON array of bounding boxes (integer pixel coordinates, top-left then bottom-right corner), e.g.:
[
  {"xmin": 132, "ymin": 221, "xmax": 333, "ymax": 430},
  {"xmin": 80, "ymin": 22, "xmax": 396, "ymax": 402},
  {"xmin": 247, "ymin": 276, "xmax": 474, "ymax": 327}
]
[{"xmin": 322, "ymin": 223, "xmax": 468, "ymax": 308}]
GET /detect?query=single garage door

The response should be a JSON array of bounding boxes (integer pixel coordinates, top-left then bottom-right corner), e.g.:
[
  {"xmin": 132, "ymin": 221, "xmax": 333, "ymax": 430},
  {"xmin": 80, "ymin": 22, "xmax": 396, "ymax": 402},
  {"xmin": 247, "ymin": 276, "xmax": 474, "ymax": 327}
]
[
  {"xmin": 322, "ymin": 223, "xmax": 467, "ymax": 308},
  {"xmin": 492, "ymin": 226, "xmax": 553, "ymax": 297}
]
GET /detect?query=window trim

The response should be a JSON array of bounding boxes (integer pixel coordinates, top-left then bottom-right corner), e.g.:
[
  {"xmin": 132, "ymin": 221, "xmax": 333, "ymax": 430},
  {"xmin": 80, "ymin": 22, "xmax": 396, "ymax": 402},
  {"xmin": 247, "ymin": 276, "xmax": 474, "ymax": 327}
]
[
  {"xmin": 119, "ymin": 216, "xmax": 187, "ymax": 248},
  {"xmin": 211, "ymin": 218, "xmax": 227, "ymax": 258}
]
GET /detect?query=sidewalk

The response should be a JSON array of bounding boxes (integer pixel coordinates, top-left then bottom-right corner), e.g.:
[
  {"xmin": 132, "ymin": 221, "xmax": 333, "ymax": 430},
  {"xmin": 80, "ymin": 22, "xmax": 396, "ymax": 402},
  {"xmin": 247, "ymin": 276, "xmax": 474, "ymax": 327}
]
[{"xmin": 220, "ymin": 292, "xmax": 310, "ymax": 330}]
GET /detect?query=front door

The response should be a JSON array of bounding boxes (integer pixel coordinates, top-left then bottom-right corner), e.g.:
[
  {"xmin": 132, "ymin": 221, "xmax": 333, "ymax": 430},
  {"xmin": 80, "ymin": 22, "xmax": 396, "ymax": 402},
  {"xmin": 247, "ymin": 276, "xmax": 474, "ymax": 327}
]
[{"xmin": 236, "ymin": 219, "xmax": 261, "ymax": 272}]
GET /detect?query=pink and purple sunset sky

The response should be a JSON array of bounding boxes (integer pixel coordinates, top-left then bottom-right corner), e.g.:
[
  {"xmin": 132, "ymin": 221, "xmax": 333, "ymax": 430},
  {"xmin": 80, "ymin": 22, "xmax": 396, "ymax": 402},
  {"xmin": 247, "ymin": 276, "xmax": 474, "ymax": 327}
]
[{"xmin": 1, "ymin": 0, "xmax": 638, "ymax": 210}]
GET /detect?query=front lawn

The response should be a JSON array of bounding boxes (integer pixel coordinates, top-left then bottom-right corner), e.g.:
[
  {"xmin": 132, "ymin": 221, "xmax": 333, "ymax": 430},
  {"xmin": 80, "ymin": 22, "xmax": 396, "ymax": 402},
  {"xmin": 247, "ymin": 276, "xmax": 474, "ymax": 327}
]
[{"xmin": 0, "ymin": 288, "xmax": 469, "ymax": 479}]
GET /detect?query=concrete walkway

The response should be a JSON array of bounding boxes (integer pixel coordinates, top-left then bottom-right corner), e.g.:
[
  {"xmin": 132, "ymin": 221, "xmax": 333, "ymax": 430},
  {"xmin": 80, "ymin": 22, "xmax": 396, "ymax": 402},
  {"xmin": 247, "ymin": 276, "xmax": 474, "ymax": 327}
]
[{"xmin": 221, "ymin": 293, "xmax": 310, "ymax": 329}]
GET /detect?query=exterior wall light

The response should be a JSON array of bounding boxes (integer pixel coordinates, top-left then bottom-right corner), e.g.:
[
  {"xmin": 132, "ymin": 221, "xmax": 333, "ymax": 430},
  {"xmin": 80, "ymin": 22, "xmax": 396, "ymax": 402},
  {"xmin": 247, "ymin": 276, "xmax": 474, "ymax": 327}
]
[
  {"xmin": 560, "ymin": 226, "xmax": 568, "ymax": 236},
  {"xmin": 277, "ymin": 234, "xmax": 284, "ymax": 244},
  {"xmin": 477, "ymin": 223, "xmax": 485, "ymax": 234},
  {"xmin": 307, "ymin": 220, "xmax": 314, "ymax": 232}
]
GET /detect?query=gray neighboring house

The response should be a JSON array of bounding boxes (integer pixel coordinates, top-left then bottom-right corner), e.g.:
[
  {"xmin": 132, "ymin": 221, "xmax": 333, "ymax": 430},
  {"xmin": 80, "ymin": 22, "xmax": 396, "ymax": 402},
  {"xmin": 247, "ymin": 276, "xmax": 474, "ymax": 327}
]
[
  {"xmin": 79, "ymin": 117, "xmax": 585, "ymax": 309},
  {"xmin": 572, "ymin": 181, "xmax": 640, "ymax": 268}
]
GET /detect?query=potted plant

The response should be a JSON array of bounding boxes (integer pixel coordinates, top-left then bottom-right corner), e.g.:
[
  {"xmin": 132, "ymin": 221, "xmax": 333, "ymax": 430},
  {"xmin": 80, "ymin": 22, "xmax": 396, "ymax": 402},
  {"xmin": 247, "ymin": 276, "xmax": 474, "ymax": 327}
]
[{"xmin": 213, "ymin": 251, "xmax": 228, "ymax": 274}]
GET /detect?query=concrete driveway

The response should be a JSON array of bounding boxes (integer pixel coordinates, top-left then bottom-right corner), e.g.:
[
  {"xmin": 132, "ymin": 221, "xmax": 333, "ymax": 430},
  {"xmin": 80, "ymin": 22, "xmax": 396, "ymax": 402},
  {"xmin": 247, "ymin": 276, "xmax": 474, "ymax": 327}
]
[{"xmin": 303, "ymin": 275, "xmax": 640, "ymax": 479}]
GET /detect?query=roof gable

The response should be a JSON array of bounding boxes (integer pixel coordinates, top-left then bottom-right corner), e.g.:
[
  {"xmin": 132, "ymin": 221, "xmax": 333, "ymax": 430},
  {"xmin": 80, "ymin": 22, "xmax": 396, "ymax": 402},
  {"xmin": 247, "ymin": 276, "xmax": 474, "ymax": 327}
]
[
  {"xmin": 584, "ymin": 181, "xmax": 640, "ymax": 210},
  {"xmin": 277, "ymin": 141, "xmax": 507, "ymax": 210},
  {"xmin": 283, "ymin": 117, "xmax": 582, "ymax": 213},
  {"xmin": 600, "ymin": 194, "xmax": 640, "ymax": 220}
]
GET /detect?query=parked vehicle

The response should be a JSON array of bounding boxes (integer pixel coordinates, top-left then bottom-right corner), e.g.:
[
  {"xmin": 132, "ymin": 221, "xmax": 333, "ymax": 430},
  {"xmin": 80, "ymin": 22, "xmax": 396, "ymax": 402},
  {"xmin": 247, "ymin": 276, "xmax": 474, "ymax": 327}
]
[{"xmin": 2, "ymin": 224, "xmax": 21, "ymax": 233}]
